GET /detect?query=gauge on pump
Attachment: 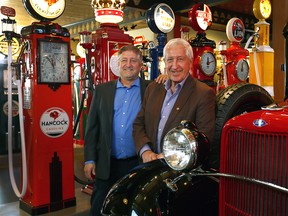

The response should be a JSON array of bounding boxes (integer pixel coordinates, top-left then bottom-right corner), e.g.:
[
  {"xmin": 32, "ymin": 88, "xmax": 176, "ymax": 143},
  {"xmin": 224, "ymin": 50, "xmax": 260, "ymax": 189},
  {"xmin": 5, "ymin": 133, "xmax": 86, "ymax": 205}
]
[
  {"xmin": 38, "ymin": 40, "xmax": 69, "ymax": 84},
  {"xmin": 235, "ymin": 59, "xmax": 249, "ymax": 81},
  {"xmin": 199, "ymin": 51, "xmax": 216, "ymax": 76}
]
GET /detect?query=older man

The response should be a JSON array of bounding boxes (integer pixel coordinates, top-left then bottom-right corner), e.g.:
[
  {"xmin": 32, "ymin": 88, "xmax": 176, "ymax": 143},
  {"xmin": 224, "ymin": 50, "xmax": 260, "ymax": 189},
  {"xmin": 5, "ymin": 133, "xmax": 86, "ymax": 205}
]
[{"xmin": 133, "ymin": 38, "xmax": 216, "ymax": 163}]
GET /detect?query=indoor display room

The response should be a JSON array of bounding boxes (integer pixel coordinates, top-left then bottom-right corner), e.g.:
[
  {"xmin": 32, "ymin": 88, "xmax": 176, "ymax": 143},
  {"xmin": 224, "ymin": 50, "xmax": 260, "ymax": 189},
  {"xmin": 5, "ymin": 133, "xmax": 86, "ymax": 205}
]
[{"xmin": 0, "ymin": 0, "xmax": 287, "ymax": 216}]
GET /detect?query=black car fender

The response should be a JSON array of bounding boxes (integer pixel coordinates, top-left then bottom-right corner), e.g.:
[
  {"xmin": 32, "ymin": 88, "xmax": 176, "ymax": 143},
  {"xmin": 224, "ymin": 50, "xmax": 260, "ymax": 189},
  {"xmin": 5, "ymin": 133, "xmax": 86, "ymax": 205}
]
[{"xmin": 102, "ymin": 159, "xmax": 219, "ymax": 216}]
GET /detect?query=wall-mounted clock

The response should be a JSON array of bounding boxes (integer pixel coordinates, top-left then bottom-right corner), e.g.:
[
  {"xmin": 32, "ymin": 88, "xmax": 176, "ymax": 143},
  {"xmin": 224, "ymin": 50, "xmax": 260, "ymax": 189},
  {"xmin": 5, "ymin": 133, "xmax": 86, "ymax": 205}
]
[
  {"xmin": 253, "ymin": 0, "xmax": 272, "ymax": 20},
  {"xmin": 23, "ymin": 0, "xmax": 66, "ymax": 21}
]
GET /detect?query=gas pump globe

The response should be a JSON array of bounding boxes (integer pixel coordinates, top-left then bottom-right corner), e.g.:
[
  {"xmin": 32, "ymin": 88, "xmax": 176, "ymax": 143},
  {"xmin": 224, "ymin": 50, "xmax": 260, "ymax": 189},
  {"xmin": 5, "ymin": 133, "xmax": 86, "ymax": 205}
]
[
  {"xmin": 249, "ymin": 0, "xmax": 274, "ymax": 96},
  {"xmin": 1, "ymin": 6, "xmax": 17, "ymax": 41},
  {"xmin": 91, "ymin": 0, "xmax": 126, "ymax": 23}
]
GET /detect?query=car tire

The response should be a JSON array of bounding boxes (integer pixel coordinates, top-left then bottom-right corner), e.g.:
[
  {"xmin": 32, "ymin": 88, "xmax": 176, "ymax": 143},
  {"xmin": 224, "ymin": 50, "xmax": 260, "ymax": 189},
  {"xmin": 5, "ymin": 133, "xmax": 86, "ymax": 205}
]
[{"xmin": 209, "ymin": 83, "xmax": 274, "ymax": 169}]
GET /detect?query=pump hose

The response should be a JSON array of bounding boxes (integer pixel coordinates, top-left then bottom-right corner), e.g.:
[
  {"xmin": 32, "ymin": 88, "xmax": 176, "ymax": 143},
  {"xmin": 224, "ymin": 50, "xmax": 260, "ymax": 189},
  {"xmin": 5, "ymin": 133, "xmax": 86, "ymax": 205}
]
[
  {"xmin": 73, "ymin": 88, "xmax": 86, "ymax": 136},
  {"xmin": 73, "ymin": 90, "xmax": 95, "ymax": 185},
  {"xmin": 72, "ymin": 67, "xmax": 95, "ymax": 185},
  {"xmin": 245, "ymin": 31, "xmax": 261, "ymax": 86},
  {"xmin": 8, "ymin": 42, "xmax": 28, "ymax": 198}
]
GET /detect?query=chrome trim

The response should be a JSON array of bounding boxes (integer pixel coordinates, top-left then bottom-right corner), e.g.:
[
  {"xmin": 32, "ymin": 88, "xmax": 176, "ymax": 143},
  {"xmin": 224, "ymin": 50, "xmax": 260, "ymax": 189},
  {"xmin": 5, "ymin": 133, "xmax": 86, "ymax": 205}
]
[{"xmin": 164, "ymin": 169, "xmax": 288, "ymax": 194}]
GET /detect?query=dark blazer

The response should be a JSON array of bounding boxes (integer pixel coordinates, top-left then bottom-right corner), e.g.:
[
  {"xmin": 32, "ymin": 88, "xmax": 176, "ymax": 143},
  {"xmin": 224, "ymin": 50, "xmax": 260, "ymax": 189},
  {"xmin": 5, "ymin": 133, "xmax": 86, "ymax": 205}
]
[
  {"xmin": 133, "ymin": 75, "xmax": 216, "ymax": 154},
  {"xmin": 84, "ymin": 78, "xmax": 151, "ymax": 180}
]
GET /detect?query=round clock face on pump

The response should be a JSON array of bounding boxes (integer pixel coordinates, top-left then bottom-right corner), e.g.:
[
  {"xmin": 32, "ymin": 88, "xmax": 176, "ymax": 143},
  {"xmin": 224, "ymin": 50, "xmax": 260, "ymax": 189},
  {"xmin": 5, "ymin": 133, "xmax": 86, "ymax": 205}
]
[
  {"xmin": 199, "ymin": 51, "xmax": 216, "ymax": 76},
  {"xmin": 39, "ymin": 41, "xmax": 69, "ymax": 83},
  {"xmin": 253, "ymin": 0, "xmax": 272, "ymax": 20},
  {"xmin": 23, "ymin": 0, "xmax": 66, "ymax": 21},
  {"xmin": 236, "ymin": 59, "xmax": 249, "ymax": 81}
]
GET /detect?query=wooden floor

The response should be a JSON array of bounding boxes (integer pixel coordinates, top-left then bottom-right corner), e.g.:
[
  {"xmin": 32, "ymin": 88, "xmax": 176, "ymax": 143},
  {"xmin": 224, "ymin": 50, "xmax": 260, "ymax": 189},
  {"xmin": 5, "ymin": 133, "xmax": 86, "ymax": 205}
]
[{"xmin": 0, "ymin": 147, "xmax": 91, "ymax": 216}]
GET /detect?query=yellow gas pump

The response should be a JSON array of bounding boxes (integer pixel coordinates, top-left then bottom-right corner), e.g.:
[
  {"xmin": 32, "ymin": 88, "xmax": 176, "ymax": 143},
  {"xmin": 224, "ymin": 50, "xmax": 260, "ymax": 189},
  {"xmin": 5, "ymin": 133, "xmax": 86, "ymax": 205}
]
[{"xmin": 249, "ymin": 0, "xmax": 274, "ymax": 96}]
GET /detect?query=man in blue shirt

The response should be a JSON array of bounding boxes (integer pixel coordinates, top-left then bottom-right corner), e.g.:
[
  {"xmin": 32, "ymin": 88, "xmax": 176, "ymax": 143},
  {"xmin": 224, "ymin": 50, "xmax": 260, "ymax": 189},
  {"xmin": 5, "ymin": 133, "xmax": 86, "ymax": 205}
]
[{"xmin": 84, "ymin": 45, "xmax": 151, "ymax": 216}]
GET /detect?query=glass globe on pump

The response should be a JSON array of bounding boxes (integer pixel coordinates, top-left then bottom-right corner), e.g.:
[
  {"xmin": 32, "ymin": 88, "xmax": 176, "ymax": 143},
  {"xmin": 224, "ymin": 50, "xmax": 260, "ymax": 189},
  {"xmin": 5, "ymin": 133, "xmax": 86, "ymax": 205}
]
[{"xmin": 91, "ymin": 0, "xmax": 126, "ymax": 24}]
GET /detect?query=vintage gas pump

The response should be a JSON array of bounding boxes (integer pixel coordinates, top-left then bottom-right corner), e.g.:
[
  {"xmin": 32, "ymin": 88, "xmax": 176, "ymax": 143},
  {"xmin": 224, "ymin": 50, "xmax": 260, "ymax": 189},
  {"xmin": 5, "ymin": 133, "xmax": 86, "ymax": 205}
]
[
  {"xmin": 146, "ymin": 3, "xmax": 175, "ymax": 80},
  {"xmin": 89, "ymin": 0, "xmax": 133, "ymax": 88},
  {"xmin": 17, "ymin": 0, "xmax": 76, "ymax": 214},
  {"xmin": 0, "ymin": 6, "xmax": 21, "ymax": 154},
  {"xmin": 219, "ymin": 18, "xmax": 249, "ymax": 90},
  {"xmin": 189, "ymin": 3, "xmax": 217, "ymax": 89},
  {"xmin": 249, "ymin": 0, "xmax": 274, "ymax": 96}
]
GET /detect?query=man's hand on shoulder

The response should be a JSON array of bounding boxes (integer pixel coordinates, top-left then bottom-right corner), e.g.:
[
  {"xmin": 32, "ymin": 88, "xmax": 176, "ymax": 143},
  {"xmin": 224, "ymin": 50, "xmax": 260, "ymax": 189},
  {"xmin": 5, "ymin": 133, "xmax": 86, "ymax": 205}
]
[{"xmin": 155, "ymin": 73, "xmax": 168, "ymax": 84}]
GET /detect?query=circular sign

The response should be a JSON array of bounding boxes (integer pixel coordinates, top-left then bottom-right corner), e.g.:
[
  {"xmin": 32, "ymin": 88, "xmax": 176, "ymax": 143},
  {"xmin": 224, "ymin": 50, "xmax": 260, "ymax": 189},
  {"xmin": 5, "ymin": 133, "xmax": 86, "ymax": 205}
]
[
  {"xmin": 76, "ymin": 42, "xmax": 86, "ymax": 58},
  {"xmin": 109, "ymin": 52, "xmax": 120, "ymax": 77},
  {"xmin": 253, "ymin": 0, "xmax": 272, "ymax": 20},
  {"xmin": 226, "ymin": 18, "xmax": 245, "ymax": 43},
  {"xmin": 189, "ymin": 3, "xmax": 212, "ymax": 32},
  {"xmin": 40, "ymin": 107, "xmax": 70, "ymax": 138},
  {"xmin": 22, "ymin": 0, "xmax": 66, "ymax": 21},
  {"xmin": 0, "ymin": 35, "xmax": 20, "ymax": 56},
  {"xmin": 3, "ymin": 100, "xmax": 19, "ymax": 117},
  {"xmin": 146, "ymin": 3, "xmax": 175, "ymax": 34}
]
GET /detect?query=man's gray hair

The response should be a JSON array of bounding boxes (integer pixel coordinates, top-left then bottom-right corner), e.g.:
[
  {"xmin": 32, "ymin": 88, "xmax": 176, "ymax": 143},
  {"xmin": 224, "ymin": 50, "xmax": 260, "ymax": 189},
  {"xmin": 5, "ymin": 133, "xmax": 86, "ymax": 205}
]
[{"xmin": 163, "ymin": 38, "xmax": 193, "ymax": 61}]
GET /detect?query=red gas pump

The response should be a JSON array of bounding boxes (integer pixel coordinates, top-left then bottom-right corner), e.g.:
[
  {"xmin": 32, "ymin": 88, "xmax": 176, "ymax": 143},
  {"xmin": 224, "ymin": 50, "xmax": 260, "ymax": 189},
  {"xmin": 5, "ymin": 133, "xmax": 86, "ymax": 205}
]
[
  {"xmin": 19, "ymin": 21, "xmax": 76, "ymax": 215},
  {"xmin": 188, "ymin": 3, "xmax": 217, "ymax": 89},
  {"xmin": 219, "ymin": 18, "xmax": 249, "ymax": 90},
  {"xmin": 16, "ymin": 1, "xmax": 76, "ymax": 214},
  {"xmin": 90, "ymin": 23, "xmax": 133, "ymax": 85}
]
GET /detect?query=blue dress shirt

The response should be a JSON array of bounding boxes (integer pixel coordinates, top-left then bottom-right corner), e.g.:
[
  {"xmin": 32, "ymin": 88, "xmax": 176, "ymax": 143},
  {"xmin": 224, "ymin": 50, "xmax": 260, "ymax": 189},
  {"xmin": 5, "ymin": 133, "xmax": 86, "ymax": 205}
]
[{"xmin": 111, "ymin": 77, "xmax": 141, "ymax": 159}]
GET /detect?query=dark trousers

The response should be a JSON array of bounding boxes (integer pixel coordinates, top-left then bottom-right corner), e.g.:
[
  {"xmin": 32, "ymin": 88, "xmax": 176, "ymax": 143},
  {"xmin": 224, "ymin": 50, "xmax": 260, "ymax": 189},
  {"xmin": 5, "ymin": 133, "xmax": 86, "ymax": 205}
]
[{"xmin": 90, "ymin": 157, "xmax": 139, "ymax": 216}]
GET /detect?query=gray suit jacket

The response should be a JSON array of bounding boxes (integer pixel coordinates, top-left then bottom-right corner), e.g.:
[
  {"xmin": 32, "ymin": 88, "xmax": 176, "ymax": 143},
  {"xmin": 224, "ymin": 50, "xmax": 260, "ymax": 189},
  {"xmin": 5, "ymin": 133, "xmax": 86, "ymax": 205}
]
[
  {"xmin": 133, "ymin": 75, "xmax": 216, "ymax": 154},
  {"xmin": 84, "ymin": 78, "xmax": 151, "ymax": 180}
]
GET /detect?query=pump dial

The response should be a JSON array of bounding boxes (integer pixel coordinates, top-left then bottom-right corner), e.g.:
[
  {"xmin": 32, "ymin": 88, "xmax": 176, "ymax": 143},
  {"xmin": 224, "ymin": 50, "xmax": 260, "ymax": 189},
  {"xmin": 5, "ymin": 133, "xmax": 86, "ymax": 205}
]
[
  {"xmin": 38, "ymin": 41, "xmax": 69, "ymax": 84},
  {"xmin": 199, "ymin": 51, "xmax": 216, "ymax": 76},
  {"xmin": 235, "ymin": 59, "xmax": 249, "ymax": 81}
]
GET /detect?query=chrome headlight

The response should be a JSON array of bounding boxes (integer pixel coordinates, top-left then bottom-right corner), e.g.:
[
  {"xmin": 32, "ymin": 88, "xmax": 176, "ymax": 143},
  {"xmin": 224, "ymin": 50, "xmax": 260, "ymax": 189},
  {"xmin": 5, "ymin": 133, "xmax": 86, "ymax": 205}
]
[{"xmin": 162, "ymin": 120, "xmax": 209, "ymax": 171}]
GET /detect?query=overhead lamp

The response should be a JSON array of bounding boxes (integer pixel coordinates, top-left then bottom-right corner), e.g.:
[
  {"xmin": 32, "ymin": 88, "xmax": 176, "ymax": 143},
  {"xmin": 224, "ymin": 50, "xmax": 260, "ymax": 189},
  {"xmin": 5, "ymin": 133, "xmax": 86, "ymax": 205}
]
[{"xmin": 91, "ymin": 0, "xmax": 126, "ymax": 24}]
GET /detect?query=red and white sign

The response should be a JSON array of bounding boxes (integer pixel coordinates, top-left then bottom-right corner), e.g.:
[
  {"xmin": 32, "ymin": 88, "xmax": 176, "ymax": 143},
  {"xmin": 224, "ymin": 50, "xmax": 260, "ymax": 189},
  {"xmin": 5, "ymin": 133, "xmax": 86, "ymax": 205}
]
[
  {"xmin": 189, "ymin": 3, "xmax": 212, "ymax": 32},
  {"xmin": 40, "ymin": 107, "xmax": 70, "ymax": 138},
  {"xmin": 226, "ymin": 18, "xmax": 245, "ymax": 43}
]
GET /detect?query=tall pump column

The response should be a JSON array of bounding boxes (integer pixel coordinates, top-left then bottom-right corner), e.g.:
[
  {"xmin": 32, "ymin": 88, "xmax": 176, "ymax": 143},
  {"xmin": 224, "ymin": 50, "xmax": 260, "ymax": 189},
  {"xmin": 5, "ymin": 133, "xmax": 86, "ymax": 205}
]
[{"xmin": 19, "ymin": 0, "xmax": 76, "ymax": 214}]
